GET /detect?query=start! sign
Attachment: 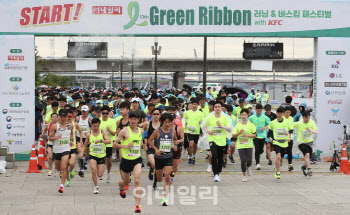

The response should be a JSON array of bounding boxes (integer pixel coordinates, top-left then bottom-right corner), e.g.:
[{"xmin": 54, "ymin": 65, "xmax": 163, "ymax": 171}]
[{"xmin": 2, "ymin": 0, "xmax": 350, "ymax": 37}]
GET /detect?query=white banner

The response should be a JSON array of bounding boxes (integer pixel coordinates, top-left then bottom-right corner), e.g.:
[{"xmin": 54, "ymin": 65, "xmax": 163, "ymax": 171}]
[
  {"xmin": 0, "ymin": 35, "xmax": 35, "ymax": 155},
  {"xmin": 315, "ymin": 37, "xmax": 350, "ymax": 154},
  {"xmin": 1, "ymin": 0, "xmax": 350, "ymax": 37}
]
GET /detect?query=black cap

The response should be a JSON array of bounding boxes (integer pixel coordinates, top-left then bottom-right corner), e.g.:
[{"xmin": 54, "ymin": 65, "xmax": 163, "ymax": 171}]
[
  {"xmin": 264, "ymin": 104, "xmax": 272, "ymax": 110},
  {"xmin": 239, "ymin": 99, "xmax": 244, "ymax": 103},
  {"xmin": 129, "ymin": 112, "xmax": 140, "ymax": 119},
  {"xmin": 58, "ymin": 109, "xmax": 67, "ymax": 116}
]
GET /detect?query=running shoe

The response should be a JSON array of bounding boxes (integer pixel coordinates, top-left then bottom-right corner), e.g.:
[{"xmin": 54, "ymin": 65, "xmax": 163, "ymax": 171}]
[
  {"xmin": 242, "ymin": 176, "xmax": 247, "ymax": 182},
  {"xmin": 301, "ymin": 165, "xmax": 307, "ymax": 176},
  {"xmin": 135, "ymin": 205, "xmax": 141, "ymax": 213},
  {"xmin": 276, "ymin": 172, "xmax": 281, "ymax": 179},
  {"xmin": 70, "ymin": 170, "xmax": 75, "ymax": 179},
  {"xmin": 112, "ymin": 153, "xmax": 116, "ymax": 160},
  {"xmin": 200, "ymin": 149, "xmax": 203, "ymax": 153},
  {"xmin": 207, "ymin": 165, "xmax": 212, "ymax": 173},
  {"xmin": 99, "ymin": 177, "xmax": 103, "ymax": 181},
  {"xmin": 65, "ymin": 180, "xmax": 71, "ymax": 187},
  {"xmin": 162, "ymin": 197, "xmax": 168, "ymax": 206},
  {"xmin": 310, "ymin": 161, "xmax": 317, "ymax": 164},
  {"xmin": 214, "ymin": 174, "xmax": 220, "ymax": 182},
  {"xmin": 106, "ymin": 173, "xmax": 111, "ymax": 183},
  {"xmin": 153, "ymin": 180, "xmax": 157, "ymax": 190},
  {"xmin": 94, "ymin": 187, "xmax": 99, "ymax": 194},
  {"xmin": 192, "ymin": 157, "xmax": 196, "ymax": 165},
  {"xmin": 268, "ymin": 160, "xmax": 272, "ymax": 165},
  {"xmin": 223, "ymin": 159, "xmax": 227, "ymax": 168},
  {"xmin": 170, "ymin": 178, "xmax": 173, "ymax": 183},
  {"xmin": 124, "ymin": 185, "xmax": 129, "ymax": 190},
  {"xmin": 59, "ymin": 171, "xmax": 62, "ymax": 178},
  {"xmin": 47, "ymin": 170, "xmax": 52, "ymax": 176},
  {"xmin": 229, "ymin": 155, "xmax": 235, "ymax": 163},
  {"xmin": 78, "ymin": 170, "xmax": 84, "ymax": 178},
  {"xmin": 83, "ymin": 159, "xmax": 88, "ymax": 170},
  {"xmin": 307, "ymin": 169, "xmax": 312, "ymax": 177},
  {"xmin": 288, "ymin": 164, "xmax": 294, "ymax": 171},
  {"xmin": 188, "ymin": 158, "xmax": 192, "ymax": 164},
  {"xmin": 148, "ymin": 168, "xmax": 154, "ymax": 181},
  {"xmin": 205, "ymin": 154, "xmax": 209, "ymax": 160},
  {"xmin": 170, "ymin": 171, "xmax": 175, "ymax": 177},
  {"xmin": 256, "ymin": 164, "xmax": 261, "ymax": 170},
  {"xmin": 58, "ymin": 185, "xmax": 64, "ymax": 193},
  {"xmin": 247, "ymin": 167, "xmax": 252, "ymax": 176},
  {"xmin": 120, "ymin": 189, "xmax": 126, "ymax": 198}
]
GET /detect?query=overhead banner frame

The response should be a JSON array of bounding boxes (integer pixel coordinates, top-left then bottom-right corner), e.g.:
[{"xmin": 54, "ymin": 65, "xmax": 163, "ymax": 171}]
[{"xmin": 1, "ymin": 0, "xmax": 350, "ymax": 37}]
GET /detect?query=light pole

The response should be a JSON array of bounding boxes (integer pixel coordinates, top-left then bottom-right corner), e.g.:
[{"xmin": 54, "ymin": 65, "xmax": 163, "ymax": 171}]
[
  {"xmin": 111, "ymin": 62, "xmax": 115, "ymax": 88},
  {"xmin": 231, "ymin": 71, "xmax": 234, "ymax": 86},
  {"xmin": 152, "ymin": 39, "xmax": 162, "ymax": 90},
  {"xmin": 131, "ymin": 49, "xmax": 135, "ymax": 89},
  {"xmin": 203, "ymin": 37, "xmax": 207, "ymax": 93}
]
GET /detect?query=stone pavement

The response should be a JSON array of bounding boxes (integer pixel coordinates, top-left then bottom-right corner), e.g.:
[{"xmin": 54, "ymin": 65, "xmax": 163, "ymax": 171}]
[{"xmin": 1, "ymin": 152, "xmax": 350, "ymax": 215}]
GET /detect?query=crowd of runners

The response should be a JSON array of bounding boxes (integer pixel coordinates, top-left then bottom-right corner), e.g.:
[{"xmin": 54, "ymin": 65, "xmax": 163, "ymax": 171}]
[{"xmin": 35, "ymin": 86, "xmax": 318, "ymax": 213}]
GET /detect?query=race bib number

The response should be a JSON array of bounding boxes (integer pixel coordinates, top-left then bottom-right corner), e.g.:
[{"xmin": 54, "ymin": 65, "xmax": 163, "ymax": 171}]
[
  {"xmin": 92, "ymin": 143, "xmax": 104, "ymax": 154},
  {"xmin": 81, "ymin": 125, "xmax": 89, "ymax": 132},
  {"xmin": 159, "ymin": 139, "xmax": 172, "ymax": 153},
  {"xmin": 212, "ymin": 127, "xmax": 223, "ymax": 136},
  {"xmin": 127, "ymin": 145, "xmax": 141, "ymax": 157},
  {"xmin": 276, "ymin": 128, "xmax": 287, "ymax": 138},
  {"xmin": 302, "ymin": 131, "xmax": 312, "ymax": 140},
  {"xmin": 239, "ymin": 136, "xmax": 249, "ymax": 145},
  {"xmin": 188, "ymin": 126, "xmax": 196, "ymax": 134},
  {"xmin": 58, "ymin": 139, "xmax": 69, "ymax": 146}
]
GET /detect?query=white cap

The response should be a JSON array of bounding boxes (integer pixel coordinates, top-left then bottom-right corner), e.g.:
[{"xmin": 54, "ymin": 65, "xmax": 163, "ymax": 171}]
[
  {"xmin": 131, "ymin": 98, "xmax": 139, "ymax": 103},
  {"xmin": 96, "ymin": 100, "xmax": 102, "ymax": 104},
  {"xmin": 81, "ymin": 105, "xmax": 89, "ymax": 112}
]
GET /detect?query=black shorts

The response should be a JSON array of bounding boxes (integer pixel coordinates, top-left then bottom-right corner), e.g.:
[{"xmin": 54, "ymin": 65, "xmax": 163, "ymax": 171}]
[
  {"xmin": 146, "ymin": 144, "xmax": 156, "ymax": 155},
  {"xmin": 106, "ymin": 147, "xmax": 113, "ymax": 158},
  {"xmin": 89, "ymin": 155, "xmax": 106, "ymax": 165},
  {"xmin": 54, "ymin": 151, "xmax": 70, "ymax": 160},
  {"xmin": 187, "ymin": 134, "xmax": 200, "ymax": 144},
  {"xmin": 274, "ymin": 145, "xmax": 287, "ymax": 157},
  {"xmin": 155, "ymin": 157, "xmax": 173, "ymax": 170},
  {"xmin": 184, "ymin": 133, "xmax": 189, "ymax": 149},
  {"xmin": 231, "ymin": 137, "xmax": 237, "ymax": 142},
  {"xmin": 75, "ymin": 137, "xmax": 86, "ymax": 146},
  {"xmin": 70, "ymin": 148, "xmax": 77, "ymax": 154},
  {"xmin": 298, "ymin": 143, "xmax": 313, "ymax": 156},
  {"xmin": 172, "ymin": 147, "xmax": 182, "ymax": 159},
  {"xmin": 120, "ymin": 157, "xmax": 143, "ymax": 173},
  {"xmin": 47, "ymin": 144, "xmax": 53, "ymax": 149}
]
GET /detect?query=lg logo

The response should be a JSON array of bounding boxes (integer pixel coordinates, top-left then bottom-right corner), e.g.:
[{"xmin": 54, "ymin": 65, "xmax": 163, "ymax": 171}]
[{"xmin": 329, "ymin": 73, "xmax": 342, "ymax": 79}]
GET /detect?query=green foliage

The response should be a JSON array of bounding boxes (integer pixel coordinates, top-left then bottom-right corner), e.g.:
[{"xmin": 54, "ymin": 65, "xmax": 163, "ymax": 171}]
[{"xmin": 35, "ymin": 48, "xmax": 75, "ymax": 87}]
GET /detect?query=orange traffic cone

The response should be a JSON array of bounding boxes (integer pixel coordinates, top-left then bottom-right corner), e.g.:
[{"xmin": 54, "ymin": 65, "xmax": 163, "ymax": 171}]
[
  {"xmin": 37, "ymin": 142, "xmax": 47, "ymax": 169},
  {"xmin": 345, "ymin": 157, "xmax": 350, "ymax": 175},
  {"xmin": 26, "ymin": 144, "xmax": 41, "ymax": 173},
  {"xmin": 41, "ymin": 138, "xmax": 48, "ymax": 161},
  {"xmin": 338, "ymin": 144, "xmax": 348, "ymax": 173}
]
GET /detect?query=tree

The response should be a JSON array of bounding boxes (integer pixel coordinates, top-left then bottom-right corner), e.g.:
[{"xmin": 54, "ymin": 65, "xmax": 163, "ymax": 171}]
[{"xmin": 35, "ymin": 48, "xmax": 75, "ymax": 87}]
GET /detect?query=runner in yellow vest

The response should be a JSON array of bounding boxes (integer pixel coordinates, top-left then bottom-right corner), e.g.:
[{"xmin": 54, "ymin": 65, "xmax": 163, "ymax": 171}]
[
  {"xmin": 114, "ymin": 112, "xmax": 144, "ymax": 213},
  {"xmin": 82, "ymin": 118, "xmax": 110, "ymax": 194}
]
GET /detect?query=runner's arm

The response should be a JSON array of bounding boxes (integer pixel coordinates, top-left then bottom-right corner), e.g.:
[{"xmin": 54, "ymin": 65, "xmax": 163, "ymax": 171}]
[
  {"xmin": 75, "ymin": 123, "xmax": 83, "ymax": 143},
  {"xmin": 101, "ymin": 130, "xmax": 111, "ymax": 145},
  {"xmin": 48, "ymin": 124, "xmax": 57, "ymax": 141},
  {"xmin": 113, "ymin": 128, "xmax": 128, "ymax": 149},
  {"xmin": 147, "ymin": 129, "xmax": 160, "ymax": 151}
]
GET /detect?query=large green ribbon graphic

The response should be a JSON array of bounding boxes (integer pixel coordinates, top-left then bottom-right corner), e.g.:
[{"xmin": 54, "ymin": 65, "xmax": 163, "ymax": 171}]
[{"xmin": 123, "ymin": 2, "xmax": 148, "ymax": 30}]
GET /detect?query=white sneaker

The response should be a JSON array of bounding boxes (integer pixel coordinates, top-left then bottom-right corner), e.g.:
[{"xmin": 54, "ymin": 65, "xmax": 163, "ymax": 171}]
[
  {"xmin": 242, "ymin": 176, "xmax": 248, "ymax": 182},
  {"xmin": 247, "ymin": 167, "xmax": 252, "ymax": 176},
  {"xmin": 214, "ymin": 174, "xmax": 220, "ymax": 182},
  {"xmin": 112, "ymin": 153, "xmax": 116, "ymax": 160},
  {"xmin": 207, "ymin": 165, "xmax": 212, "ymax": 173},
  {"xmin": 47, "ymin": 170, "xmax": 52, "ymax": 176},
  {"xmin": 256, "ymin": 164, "xmax": 261, "ymax": 170},
  {"xmin": 93, "ymin": 187, "xmax": 99, "ymax": 194},
  {"xmin": 106, "ymin": 173, "xmax": 111, "ymax": 183},
  {"xmin": 211, "ymin": 172, "xmax": 214, "ymax": 177}
]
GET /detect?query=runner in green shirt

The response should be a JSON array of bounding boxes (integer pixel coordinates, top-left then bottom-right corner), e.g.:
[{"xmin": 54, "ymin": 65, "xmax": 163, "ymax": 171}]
[
  {"xmin": 184, "ymin": 99, "xmax": 204, "ymax": 165},
  {"xmin": 268, "ymin": 107, "xmax": 293, "ymax": 179},
  {"xmin": 202, "ymin": 101, "xmax": 232, "ymax": 182},
  {"xmin": 293, "ymin": 111, "xmax": 318, "ymax": 177},
  {"xmin": 234, "ymin": 99, "xmax": 245, "ymax": 122},
  {"xmin": 233, "ymin": 109, "xmax": 257, "ymax": 182}
]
